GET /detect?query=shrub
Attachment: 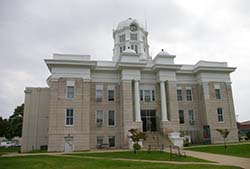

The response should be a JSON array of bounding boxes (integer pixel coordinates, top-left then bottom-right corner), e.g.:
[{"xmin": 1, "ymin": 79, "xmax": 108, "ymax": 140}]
[
  {"xmin": 183, "ymin": 140, "xmax": 191, "ymax": 147},
  {"xmin": 246, "ymin": 131, "xmax": 250, "ymax": 140}
]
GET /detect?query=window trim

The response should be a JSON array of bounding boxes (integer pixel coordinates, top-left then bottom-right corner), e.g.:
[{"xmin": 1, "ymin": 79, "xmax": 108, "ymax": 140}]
[
  {"xmin": 130, "ymin": 33, "xmax": 137, "ymax": 41},
  {"xmin": 215, "ymin": 89, "xmax": 222, "ymax": 100},
  {"xmin": 96, "ymin": 84, "xmax": 103, "ymax": 102},
  {"xmin": 66, "ymin": 86, "xmax": 75, "ymax": 99},
  {"xmin": 140, "ymin": 89, "xmax": 156, "ymax": 102},
  {"xmin": 96, "ymin": 136, "xmax": 104, "ymax": 145},
  {"xmin": 96, "ymin": 110, "xmax": 104, "ymax": 127},
  {"xmin": 177, "ymin": 89, "xmax": 183, "ymax": 101},
  {"xmin": 108, "ymin": 136, "xmax": 115, "ymax": 147},
  {"xmin": 119, "ymin": 34, "xmax": 125, "ymax": 42},
  {"xmin": 179, "ymin": 110, "xmax": 185, "ymax": 124},
  {"xmin": 66, "ymin": 80, "xmax": 75, "ymax": 99},
  {"xmin": 186, "ymin": 89, "xmax": 193, "ymax": 101},
  {"xmin": 108, "ymin": 110, "xmax": 115, "ymax": 127},
  {"xmin": 217, "ymin": 108, "xmax": 224, "ymax": 123},
  {"xmin": 65, "ymin": 108, "xmax": 74, "ymax": 126},
  {"xmin": 188, "ymin": 109, "xmax": 195, "ymax": 125}
]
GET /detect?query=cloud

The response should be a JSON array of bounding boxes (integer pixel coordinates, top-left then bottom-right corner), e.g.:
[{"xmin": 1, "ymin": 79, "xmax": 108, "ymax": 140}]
[{"xmin": 0, "ymin": 0, "xmax": 249, "ymax": 121}]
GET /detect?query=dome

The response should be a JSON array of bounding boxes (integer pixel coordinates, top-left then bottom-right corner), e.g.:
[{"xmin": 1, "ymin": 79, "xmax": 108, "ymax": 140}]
[
  {"xmin": 116, "ymin": 18, "xmax": 144, "ymax": 30},
  {"xmin": 156, "ymin": 49, "xmax": 170, "ymax": 57}
]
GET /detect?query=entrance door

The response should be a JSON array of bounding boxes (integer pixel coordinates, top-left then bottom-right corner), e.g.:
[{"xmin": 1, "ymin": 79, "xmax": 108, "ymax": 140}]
[
  {"xmin": 141, "ymin": 110, "xmax": 157, "ymax": 132},
  {"xmin": 64, "ymin": 136, "xmax": 74, "ymax": 152}
]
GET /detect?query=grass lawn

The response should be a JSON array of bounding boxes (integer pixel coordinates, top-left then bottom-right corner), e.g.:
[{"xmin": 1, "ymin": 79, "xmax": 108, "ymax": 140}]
[
  {"xmin": 0, "ymin": 155, "xmax": 241, "ymax": 169},
  {"xmin": 185, "ymin": 143, "xmax": 250, "ymax": 158},
  {"xmin": 71, "ymin": 150, "xmax": 210, "ymax": 162},
  {"xmin": 0, "ymin": 147, "xmax": 20, "ymax": 156}
]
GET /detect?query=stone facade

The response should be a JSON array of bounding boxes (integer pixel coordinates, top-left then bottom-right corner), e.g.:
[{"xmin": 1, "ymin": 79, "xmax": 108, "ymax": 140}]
[{"xmin": 21, "ymin": 18, "xmax": 238, "ymax": 152}]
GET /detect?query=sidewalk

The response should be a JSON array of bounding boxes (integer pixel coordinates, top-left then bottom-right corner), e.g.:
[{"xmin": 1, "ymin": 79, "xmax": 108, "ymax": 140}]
[{"xmin": 176, "ymin": 149, "xmax": 250, "ymax": 169}]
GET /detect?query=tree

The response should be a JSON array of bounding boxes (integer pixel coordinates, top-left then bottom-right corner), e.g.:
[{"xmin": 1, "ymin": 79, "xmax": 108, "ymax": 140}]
[
  {"xmin": 0, "ymin": 104, "xmax": 24, "ymax": 140},
  {"xmin": 216, "ymin": 128, "xmax": 230, "ymax": 148},
  {"xmin": 128, "ymin": 128, "xmax": 147, "ymax": 154},
  {"xmin": 9, "ymin": 104, "xmax": 24, "ymax": 138},
  {"xmin": 0, "ymin": 117, "xmax": 8, "ymax": 137}
]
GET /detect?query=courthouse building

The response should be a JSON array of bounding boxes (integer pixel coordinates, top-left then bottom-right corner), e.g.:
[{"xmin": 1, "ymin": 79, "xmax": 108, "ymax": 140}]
[{"xmin": 21, "ymin": 18, "xmax": 238, "ymax": 152}]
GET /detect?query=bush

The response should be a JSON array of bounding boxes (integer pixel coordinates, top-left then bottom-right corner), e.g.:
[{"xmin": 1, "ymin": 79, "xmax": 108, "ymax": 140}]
[
  {"xmin": 183, "ymin": 140, "xmax": 191, "ymax": 147},
  {"xmin": 246, "ymin": 132, "xmax": 250, "ymax": 140},
  {"xmin": 133, "ymin": 143, "xmax": 141, "ymax": 154}
]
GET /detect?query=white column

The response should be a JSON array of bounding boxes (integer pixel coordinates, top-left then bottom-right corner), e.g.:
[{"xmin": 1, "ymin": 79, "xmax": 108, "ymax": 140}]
[
  {"xmin": 134, "ymin": 80, "xmax": 141, "ymax": 122},
  {"xmin": 160, "ymin": 81, "xmax": 168, "ymax": 121}
]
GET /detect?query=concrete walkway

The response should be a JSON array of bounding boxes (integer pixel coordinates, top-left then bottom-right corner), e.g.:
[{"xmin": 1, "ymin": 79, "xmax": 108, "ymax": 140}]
[
  {"xmin": 175, "ymin": 149, "xmax": 250, "ymax": 169},
  {"xmin": 57, "ymin": 154, "xmax": 224, "ymax": 166}
]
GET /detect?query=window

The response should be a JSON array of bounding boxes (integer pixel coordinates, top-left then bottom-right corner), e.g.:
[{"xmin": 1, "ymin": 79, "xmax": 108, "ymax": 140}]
[
  {"xmin": 108, "ymin": 90, "xmax": 114, "ymax": 101},
  {"xmin": 140, "ymin": 90, "xmax": 155, "ymax": 102},
  {"xmin": 66, "ymin": 81, "xmax": 74, "ymax": 98},
  {"xmin": 108, "ymin": 110, "xmax": 115, "ymax": 126},
  {"xmin": 65, "ymin": 108, "xmax": 74, "ymax": 126},
  {"xmin": 96, "ymin": 111, "xmax": 103, "ymax": 127},
  {"xmin": 140, "ymin": 90, "xmax": 143, "ymax": 101},
  {"xmin": 217, "ymin": 108, "xmax": 224, "ymax": 122},
  {"xmin": 108, "ymin": 85, "xmax": 115, "ymax": 101},
  {"xmin": 177, "ymin": 89, "xmax": 182, "ymax": 101},
  {"xmin": 135, "ymin": 45, "xmax": 138, "ymax": 53},
  {"xmin": 152, "ymin": 90, "xmax": 155, "ymax": 101},
  {"xmin": 188, "ymin": 110, "xmax": 195, "ymax": 125},
  {"xmin": 67, "ymin": 86, "xmax": 74, "ymax": 98},
  {"xmin": 186, "ymin": 89, "xmax": 192, "ymax": 101},
  {"xmin": 215, "ymin": 89, "xmax": 221, "ymax": 99},
  {"xmin": 214, "ymin": 84, "xmax": 221, "ymax": 100},
  {"xmin": 144, "ymin": 90, "xmax": 151, "ymax": 102},
  {"xmin": 179, "ymin": 110, "xmax": 184, "ymax": 124},
  {"xmin": 96, "ymin": 85, "xmax": 103, "ymax": 102},
  {"xmin": 131, "ymin": 45, "xmax": 138, "ymax": 53},
  {"xmin": 119, "ymin": 34, "xmax": 125, "ymax": 42},
  {"xmin": 108, "ymin": 136, "xmax": 115, "ymax": 147},
  {"xmin": 96, "ymin": 136, "xmax": 103, "ymax": 145},
  {"xmin": 130, "ymin": 33, "xmax": 137, "ymax": 40}
]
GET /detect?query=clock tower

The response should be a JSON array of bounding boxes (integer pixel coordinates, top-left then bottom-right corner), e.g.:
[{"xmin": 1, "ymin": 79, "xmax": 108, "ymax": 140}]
[{"xmin": 112, "ymin": 18, "xmax": 151, "ymax": 61}]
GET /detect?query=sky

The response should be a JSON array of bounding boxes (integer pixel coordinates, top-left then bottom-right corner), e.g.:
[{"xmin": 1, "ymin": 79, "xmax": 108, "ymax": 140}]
[{"xmin": 0, "ymin": 0, "xmax": 249, "ymax": 122}]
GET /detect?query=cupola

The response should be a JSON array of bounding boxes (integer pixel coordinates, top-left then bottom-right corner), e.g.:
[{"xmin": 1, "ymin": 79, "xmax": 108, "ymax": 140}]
[{"xmin": 112, "ymin": 18, "xmax": 151, "ymax": 62}]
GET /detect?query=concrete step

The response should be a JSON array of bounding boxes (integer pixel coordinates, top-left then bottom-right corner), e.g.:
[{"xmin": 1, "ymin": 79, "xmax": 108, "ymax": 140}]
[{"xmin": 142, "ymin": 132, "xmax": 172, "ymax": 149}]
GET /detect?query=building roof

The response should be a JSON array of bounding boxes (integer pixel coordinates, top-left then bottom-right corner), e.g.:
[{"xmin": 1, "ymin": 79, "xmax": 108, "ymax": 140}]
[
  {"xmin": 240, "ymin": 120, "xmax": 250, "ymax": 125},
  {"xmin": 156, "ymin": 49, "xmax": 170, "ymax": 56},
  {"xmin": 116, "ymin": 18, "xmax": 144, "ymax": 30}
]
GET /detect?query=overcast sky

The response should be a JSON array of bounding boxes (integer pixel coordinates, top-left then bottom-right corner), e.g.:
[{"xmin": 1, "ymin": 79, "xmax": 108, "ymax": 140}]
[{"xmin": 0, "ymin": 0, "xmax": 249, "ymax": 122}]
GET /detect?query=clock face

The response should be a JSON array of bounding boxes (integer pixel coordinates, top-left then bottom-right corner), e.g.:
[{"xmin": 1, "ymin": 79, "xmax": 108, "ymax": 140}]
[{"xmin": 130, "ymin": 24, "xmax": 137, "ymax": 32}]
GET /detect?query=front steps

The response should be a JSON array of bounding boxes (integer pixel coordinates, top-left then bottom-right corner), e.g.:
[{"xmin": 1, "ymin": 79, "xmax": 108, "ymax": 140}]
[{"xmin": 142, "ymin": 132, "xmax": 172, "ymax": 150}]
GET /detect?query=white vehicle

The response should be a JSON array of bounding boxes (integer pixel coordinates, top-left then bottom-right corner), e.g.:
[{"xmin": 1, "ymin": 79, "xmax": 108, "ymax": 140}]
[{"xmin": 0, "ymin": 140, "xmax": 15, "ymax": 148}]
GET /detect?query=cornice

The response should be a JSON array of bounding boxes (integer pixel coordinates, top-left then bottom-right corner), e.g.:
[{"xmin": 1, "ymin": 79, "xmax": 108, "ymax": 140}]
[
  {"xmin": 45, "ymin": 59, "xmax": 97, "ymax": 71},
  {"xmin": 152, "ymin": 64, "xmax": 182, "ymax": 71},
  {"xmin": 116, "ymin": 61, "xmax": 147, "ymax": 70},
  {"xmin": 193, "ymin": 66, "xmax": 236, "ymax": 74}
]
